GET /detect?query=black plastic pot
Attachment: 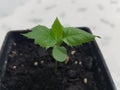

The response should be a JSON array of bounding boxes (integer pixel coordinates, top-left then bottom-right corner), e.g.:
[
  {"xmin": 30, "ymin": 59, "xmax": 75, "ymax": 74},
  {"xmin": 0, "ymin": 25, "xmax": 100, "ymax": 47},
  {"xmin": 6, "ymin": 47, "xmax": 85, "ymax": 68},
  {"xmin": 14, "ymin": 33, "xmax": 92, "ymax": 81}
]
[{"xmin": 0, "ymin": 27, "xmax": 116, "ymax": 90}]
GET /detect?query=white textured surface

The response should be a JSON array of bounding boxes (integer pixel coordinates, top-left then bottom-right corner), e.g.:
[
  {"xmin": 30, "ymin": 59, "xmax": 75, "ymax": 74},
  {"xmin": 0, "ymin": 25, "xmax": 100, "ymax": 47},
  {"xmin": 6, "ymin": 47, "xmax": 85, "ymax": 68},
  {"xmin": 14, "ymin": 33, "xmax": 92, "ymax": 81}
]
[{"xmin": 0, "ymin": 0, "xmax": 120, "ymax": 89}]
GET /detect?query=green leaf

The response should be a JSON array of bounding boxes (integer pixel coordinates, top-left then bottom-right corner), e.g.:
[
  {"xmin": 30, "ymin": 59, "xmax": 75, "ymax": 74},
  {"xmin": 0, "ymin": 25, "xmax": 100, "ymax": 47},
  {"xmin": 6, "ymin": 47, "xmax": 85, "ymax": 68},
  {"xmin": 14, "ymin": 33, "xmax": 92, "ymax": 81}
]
[
  {"xmin": 63, "ymin": 27, "xmax": 95, "ymax": 46},
  {"xmin": 52, "ymin": 46, "xmax": 67, "ymax": 62},
  {"xmin": 51, "ymin": 17, "xmax": 64, "ymax": 40},
  {"xmin": 23, "ymin": 25, "xmax": 56, "ymax": 48}
]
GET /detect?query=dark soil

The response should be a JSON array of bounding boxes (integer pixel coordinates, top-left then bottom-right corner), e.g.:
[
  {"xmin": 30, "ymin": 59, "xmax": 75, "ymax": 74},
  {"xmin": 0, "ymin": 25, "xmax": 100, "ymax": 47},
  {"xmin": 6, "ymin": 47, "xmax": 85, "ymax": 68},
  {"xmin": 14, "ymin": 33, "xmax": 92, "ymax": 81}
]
[{"xmin": 1, "ymin": 33, "xmax": 108, "ymax": 90}]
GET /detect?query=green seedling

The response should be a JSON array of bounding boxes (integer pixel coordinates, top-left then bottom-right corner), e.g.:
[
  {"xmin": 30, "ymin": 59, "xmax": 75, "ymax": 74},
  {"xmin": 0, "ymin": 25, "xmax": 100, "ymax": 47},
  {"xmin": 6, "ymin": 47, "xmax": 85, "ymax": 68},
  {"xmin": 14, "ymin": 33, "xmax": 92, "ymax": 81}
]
[{"xmin": 22, "ymin": 18, "xmax": 99, "ymax": 63}]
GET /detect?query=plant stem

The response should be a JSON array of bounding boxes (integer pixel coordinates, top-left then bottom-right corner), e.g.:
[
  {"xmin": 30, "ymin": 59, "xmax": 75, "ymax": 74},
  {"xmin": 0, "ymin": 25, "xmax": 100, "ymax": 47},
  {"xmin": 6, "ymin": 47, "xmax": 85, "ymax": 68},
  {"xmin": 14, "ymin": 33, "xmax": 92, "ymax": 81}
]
[{"xmin": 55, "ymin": 61, "xmax": 58, "ymax": 74}]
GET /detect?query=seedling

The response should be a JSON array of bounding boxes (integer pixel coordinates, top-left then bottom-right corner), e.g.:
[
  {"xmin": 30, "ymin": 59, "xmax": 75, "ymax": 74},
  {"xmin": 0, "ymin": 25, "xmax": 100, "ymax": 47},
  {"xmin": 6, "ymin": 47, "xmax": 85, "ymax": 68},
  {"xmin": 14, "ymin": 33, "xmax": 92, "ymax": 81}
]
[{"xmin": 22, "ymin": 18, "xmax": 98, "ymax": 63}]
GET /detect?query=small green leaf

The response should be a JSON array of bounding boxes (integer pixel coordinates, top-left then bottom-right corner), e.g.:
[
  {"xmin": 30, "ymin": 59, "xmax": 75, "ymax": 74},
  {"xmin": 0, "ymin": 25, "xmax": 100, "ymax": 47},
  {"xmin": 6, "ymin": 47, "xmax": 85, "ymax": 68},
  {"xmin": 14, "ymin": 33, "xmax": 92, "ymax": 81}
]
[
  {"xmin": 23, "ymin": 25, "xmax": 56, "ymax": 48},
  {"xmin": 51, "ymin": 17, "xmax": 64, "ymax": 40},
  {"xmin": 52, "ymin": 46, "xmax": 67, "ymax": 62},
  {"xmin": 63, "ymin": 27, "xmax": 95, "ymax": 46}
]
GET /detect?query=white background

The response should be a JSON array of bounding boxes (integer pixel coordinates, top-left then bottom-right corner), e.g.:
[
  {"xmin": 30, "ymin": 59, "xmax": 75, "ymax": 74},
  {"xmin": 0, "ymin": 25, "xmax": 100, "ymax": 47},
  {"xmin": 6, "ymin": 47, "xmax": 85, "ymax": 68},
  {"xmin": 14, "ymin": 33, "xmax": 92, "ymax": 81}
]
[{"xmin": 0, "ymin": 0, "xmax": 120, "ymax": 89}]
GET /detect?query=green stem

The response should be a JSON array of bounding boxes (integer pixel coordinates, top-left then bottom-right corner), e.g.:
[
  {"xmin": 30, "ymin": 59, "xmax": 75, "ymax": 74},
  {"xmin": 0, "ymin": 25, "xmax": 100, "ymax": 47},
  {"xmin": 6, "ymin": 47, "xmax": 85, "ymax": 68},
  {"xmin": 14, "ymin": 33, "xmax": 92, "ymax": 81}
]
[{"xmin": 55, "ymin": 61, "xmax": 58, "ymax": 74}]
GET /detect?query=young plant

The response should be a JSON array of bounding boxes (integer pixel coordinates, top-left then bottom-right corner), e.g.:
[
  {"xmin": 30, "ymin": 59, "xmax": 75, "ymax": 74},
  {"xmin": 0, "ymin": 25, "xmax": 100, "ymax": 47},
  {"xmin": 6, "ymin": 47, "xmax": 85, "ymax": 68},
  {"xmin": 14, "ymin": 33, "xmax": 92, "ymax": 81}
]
[{"xmin": 22, "ymin": 18, "xmax": 98, "ymax": 62}]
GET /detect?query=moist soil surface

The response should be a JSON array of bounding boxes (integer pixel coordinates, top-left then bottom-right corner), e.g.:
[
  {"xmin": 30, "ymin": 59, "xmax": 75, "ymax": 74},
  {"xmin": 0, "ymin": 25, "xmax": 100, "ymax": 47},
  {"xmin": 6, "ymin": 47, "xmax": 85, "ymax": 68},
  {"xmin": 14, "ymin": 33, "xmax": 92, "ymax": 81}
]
[{"xmin": 1, "ymin": 33, "xmax": 108, "ymax": 90}]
